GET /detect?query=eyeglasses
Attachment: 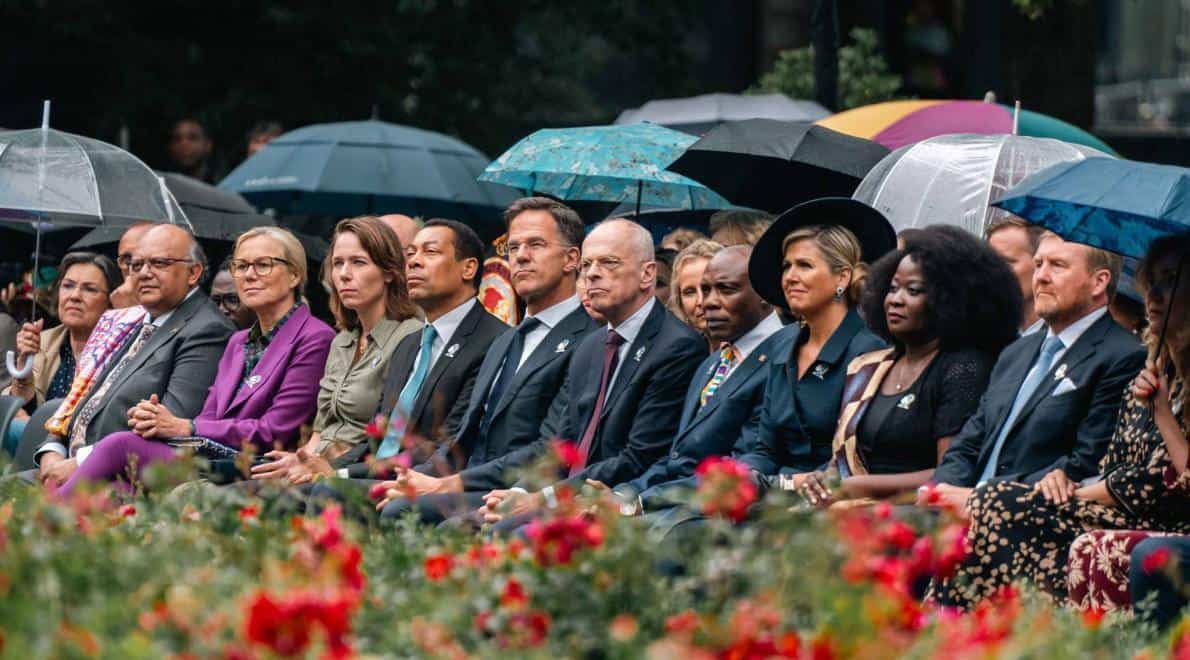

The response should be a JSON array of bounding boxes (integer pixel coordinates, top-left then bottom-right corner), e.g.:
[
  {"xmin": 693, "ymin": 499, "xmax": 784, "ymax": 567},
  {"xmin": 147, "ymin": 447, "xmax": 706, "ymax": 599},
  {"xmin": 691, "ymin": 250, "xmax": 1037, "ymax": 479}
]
[
  {"xmin": 59, "ymin": 281, "xmax": 109, "ymax": 298},
  {"xmin": 211, "ymin": 293, "xmax": 241, "ymax": 309},
  {"xmin": 230, "ymin": 257, "xmax": 289, "ymax": 278},
  {"xmin": 128, "ymin": 257, "xmax": 194, "ymax": 273}
]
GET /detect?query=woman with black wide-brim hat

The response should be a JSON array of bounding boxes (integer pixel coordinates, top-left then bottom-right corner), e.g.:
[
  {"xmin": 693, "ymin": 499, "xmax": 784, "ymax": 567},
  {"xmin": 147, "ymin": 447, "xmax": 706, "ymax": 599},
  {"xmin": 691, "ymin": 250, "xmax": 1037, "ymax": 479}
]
[{"xmin": 740, "ymin": 197, "xmax": 895, "ymax": 488}]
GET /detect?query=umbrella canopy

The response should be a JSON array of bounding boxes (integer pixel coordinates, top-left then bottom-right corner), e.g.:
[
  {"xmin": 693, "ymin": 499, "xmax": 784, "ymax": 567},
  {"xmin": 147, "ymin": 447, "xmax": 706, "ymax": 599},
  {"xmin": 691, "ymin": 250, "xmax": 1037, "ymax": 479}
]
[
  {"xmin": 0, "ymin": 127, "xmax": 187, "ymax": 228},
  {"xmin": 817, "ymin": 100, "xmax": 1116, "ymax": 154},
  {"xmin": 159, "ymin": 171, "xmax": 255, "ymax": 215},
  {"xmin": 992, "ymin": 158, "xmax": 1190, "ymax": 260},
  {"xmin": 615, "ymin": 93, "xmax": 830, "ymax": 135},
  {"xmin": 479, "ymin": 122, "xmax": 731, "ymax": 212},
  {"xmin": 666, "ymin": 120, "xmax": 888, "ymax": 214},
  {"xmin": 853, "ymin": 134, "xmax": 1110, "ymax": 237},
  {"xmin": 219, "ymin": 120, "xmax": 515, "ymax": 239}
]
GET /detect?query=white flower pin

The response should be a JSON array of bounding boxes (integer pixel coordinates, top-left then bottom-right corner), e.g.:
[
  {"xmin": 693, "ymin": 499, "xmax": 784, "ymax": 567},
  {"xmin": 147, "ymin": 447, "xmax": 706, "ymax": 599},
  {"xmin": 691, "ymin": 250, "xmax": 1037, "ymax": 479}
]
[
  {"xmin": 555, "ymin": 339, "xmax": 570, "ymax": 353},
  {"xmin": 446, "ymin": 343, "xmax": 460, "ymax": 358},
  {"xmin": 370, "ymin": 356, "xmax": 382, "ymax": 368},
  {"xmin": 634, "ymin": 346, "xmax": 646, "ymax": 362},
  {"xmin": 758, "ymin": 354, "xmax": 767, "ymax": 363},
  {"xmin": 897, "ymin": 393, "xmax": 916, "ymax": 410},
  {"xmin": 812, "ymin": 364, "xmax": 828, "ymax": 379},
  {"xmin": 1054, "ymin": 364, "xmax": 1067, "ymax": 380},
  {"xmin": 247, "ymin": 374, "xmax": 262, "ymax": 388}
]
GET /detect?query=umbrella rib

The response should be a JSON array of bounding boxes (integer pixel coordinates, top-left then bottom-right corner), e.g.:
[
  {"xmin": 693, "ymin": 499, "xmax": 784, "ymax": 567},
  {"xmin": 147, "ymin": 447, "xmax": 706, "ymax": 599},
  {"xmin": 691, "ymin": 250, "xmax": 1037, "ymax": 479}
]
[
  {"xmin": 979, "ymin": 136, "xmax": 1010, "ymax": 226},
  {"xmin": 59, "ymin": 131, "xmax": 104, "ymax": 223}
]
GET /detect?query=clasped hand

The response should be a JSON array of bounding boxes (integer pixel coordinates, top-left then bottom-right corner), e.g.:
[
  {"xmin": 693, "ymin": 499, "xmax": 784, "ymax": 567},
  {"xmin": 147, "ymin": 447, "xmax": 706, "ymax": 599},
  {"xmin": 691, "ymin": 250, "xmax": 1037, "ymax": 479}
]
[{"xmin": 126, "ymin": 394, "xmax": 189, "ymax": 438}]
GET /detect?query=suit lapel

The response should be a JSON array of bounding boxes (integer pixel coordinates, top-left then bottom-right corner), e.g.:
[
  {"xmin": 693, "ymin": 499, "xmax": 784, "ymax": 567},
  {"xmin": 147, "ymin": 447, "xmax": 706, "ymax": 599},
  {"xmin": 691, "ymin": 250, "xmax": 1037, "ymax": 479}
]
[
  {"xmin": 1008, "ymin": 315, "xmax": 1110, "ymax": 435},
  {"xmin": 470, "ymin": 329, "xmax": 516, "ymax": 419},
  {"xmin": 227, "ymin": 307, "xmax": 310, "ymax": 413},
  {"xmin": 599, "ymin": 303, "xmax": 663, "ymax": 422},
  {"xmin": 101, "ymin": 294, "xmax": 202, "ymax": 398},
  {"xmin": 410, "ymin": 303, "xmax": 483, "ymax": 424},
  {"xmin": 981, "ymin": 332, "xmax": 1045, "ymax": 448},
  {"xmin": 215, "ymin": 335, "xmax": 246, "ymax": 415},
  {"xmin": 492, "ymin": 307, "xmax": 590, "ymax": 419}
]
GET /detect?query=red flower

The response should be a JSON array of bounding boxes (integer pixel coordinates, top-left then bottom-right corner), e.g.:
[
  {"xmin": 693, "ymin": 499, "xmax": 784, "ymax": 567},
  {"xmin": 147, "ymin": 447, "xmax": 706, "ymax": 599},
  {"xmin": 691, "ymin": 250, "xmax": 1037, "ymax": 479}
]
[
  {"xmin": 465, "ymin": 543, "xmax": 503, "ymax": 567},
  {"xmin": 313, "ymin": 506, "xmax": 344, "ymax": 550},
  {"xmin": 878, "ymin": 520, "xmax": 918, "ymax": 551},
  {"xmin": 500, "ymin": 578, "xmax": 529, "ymax": 609},
  {"xmin": 552, "ymin": 440, "xmax": 582, "ymax": 469},
  {"xmin": 424, "ymin": 553, "xmax": 454, "ymax": 581},
  {"xmin": 334, "ymin": 544, "xmax": 366, "ymax": 593},
  {"xmin": 238, "ymin": 504, "xmax": 259, "ymax": 522},
  {"xmin": 1081, "ymin": 607, "xmax": 1107, "ymax": 629},
  {"xmin": 244, "ymin": 592, "xmax": 311, "ymax": 657},
  {"xmin": 502, "ymin": 610, "xmax": 550, "ymax": 649},
  {"xmin": 524, "ymin": 515, "xmax": 605, "ymax": 566},
  {"xmin": 120, "ymin": 504, "xmax": 137, "ymax": 518},
  {"xmin": 1141, "ymin": 546, "xmax": 1173, "ymax": 574},
  {"xmin": 364, "ymin": 415, "xmax": 387, "ymax": 439},
  {"xmin": 664, "ymin": 610, "xmax": 700, "ymax": 635},
  {"xmin": 367, "ymin": 482, "xmax": 389, "ymax": 502},
  {"xmin": 694, "ymin": 456, "xmax": 757, "ymax": 523}
]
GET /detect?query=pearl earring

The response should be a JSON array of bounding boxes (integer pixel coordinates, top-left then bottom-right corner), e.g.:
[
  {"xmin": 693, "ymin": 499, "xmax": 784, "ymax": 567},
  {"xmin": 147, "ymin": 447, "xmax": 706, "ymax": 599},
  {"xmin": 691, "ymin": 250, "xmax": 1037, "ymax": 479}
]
[{"xmin": 834, "ymin": 286, "xmax": 845, "ymax": 301}]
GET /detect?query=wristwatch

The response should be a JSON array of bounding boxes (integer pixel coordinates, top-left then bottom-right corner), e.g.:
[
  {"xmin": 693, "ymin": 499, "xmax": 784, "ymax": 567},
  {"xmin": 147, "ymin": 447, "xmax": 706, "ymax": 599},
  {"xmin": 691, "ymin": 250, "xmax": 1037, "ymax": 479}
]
[{"xmin": 618, "ymin": 496, "xmax": 641, "ymax": 517}]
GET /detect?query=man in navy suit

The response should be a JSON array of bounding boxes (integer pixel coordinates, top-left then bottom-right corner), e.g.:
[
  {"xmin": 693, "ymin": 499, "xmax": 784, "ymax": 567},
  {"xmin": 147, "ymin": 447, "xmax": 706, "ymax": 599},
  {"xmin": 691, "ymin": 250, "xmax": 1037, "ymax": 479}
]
[
  {"xmin": 374, "ymin": 198, "xmax": 598, "ymax": 523},
  {"xmin": 605, "ymin": 245, "xmax": 795, "ymax": 516},
  {"xmin": 921, "ymin": 232, "xmax": 1145, "ymax": 514}
]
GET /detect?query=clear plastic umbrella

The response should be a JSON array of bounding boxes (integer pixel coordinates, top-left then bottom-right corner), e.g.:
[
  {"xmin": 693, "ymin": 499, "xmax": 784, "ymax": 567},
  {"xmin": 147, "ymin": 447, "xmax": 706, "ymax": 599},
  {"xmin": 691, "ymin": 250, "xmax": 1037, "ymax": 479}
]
[
  {"xmin": 852, "ymin": 133, "xmax": 1110, "ymax": 237},
  {"xmin": 0, "ymin": 102, "xmax": 189, "ymax": 376}
]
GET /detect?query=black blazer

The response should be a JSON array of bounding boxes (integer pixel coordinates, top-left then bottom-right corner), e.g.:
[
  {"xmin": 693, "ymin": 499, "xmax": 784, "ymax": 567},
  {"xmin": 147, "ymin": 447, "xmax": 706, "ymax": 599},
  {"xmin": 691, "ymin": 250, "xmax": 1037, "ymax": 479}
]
[
  {"xmin": 39, "ymin": 291, "xmax": 233, "ymax": 458},
  {"xmin": 339, "ymin": 301, "xmax": 507, "ymax": 477},
  {"xmin": 933, "ymin": 311, "xmax": 1145, "ymax": 487},
  {"xmin": 618, "ymin": 324, "xmax": 799, "ymax": 508},
  {"xmin": 459, "ymin": 300, "xmax": 707, "ymax": 492},
  {"xmin": 416, "ymin": 304, "xmax": 598, "ymax": 475}
]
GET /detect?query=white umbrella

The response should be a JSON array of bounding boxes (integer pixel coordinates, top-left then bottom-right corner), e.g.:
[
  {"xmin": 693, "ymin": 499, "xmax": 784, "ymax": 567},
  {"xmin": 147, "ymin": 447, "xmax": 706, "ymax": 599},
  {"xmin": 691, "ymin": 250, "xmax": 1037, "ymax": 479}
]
[
  {"xmin": 616, "ymin": 93, "xmax": 830, "ymax": 134},
  {"xmin": 852, "ymin": 133, "xmax": 1110, "ymax": 238}
]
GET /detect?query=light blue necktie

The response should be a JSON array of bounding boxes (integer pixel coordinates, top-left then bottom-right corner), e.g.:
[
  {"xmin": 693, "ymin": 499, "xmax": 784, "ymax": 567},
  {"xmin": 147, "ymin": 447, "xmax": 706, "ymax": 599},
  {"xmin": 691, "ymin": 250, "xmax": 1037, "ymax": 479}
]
[
  {"xmin": 977, "ymin": 335, "xmax": 1064, "ymax": 484},
  {"xmin": 376, "ymin": 325, "xmax": 438, "ymax": 459}
]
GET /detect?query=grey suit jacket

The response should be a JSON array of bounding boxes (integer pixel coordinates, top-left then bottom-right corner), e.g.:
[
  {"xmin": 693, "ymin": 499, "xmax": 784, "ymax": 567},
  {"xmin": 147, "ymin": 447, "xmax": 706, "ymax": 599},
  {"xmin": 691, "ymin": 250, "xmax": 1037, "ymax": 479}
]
[{"xmin": 36, "ymin": 291, "xmax": 234, "ymax": 460}]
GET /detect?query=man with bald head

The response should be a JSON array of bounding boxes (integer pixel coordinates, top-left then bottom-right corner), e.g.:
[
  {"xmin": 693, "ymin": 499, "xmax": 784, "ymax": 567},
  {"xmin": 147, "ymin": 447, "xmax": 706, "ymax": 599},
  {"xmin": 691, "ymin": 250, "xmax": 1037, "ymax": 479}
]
[
  {"xmin": 33, "ymin": 224, "xmax": 233, "ymax": 487},
  {"xmin": 611, "ymin": 245, "xmax": 794, "ymax": 517},
  {"xmin": 378, "ymin": 213, "xmax": 422, "ymax": 251},
  {"xmin": 441, "ymin": 218, "xmax": 706, "ymax": 529}
]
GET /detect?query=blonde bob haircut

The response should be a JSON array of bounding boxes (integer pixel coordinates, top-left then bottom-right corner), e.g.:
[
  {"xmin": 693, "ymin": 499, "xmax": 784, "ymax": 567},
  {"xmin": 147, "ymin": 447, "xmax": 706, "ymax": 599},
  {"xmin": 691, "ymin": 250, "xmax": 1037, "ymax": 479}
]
[
  {"xmin": 781, "ymin": 224, "xmax": 869, "ymax": 306},
  {"xmin": 669, "ymin": 238, "xmax": 724, "ymax": 323},
  {"xmin": 233, "ymin": 226, "xmax": 308, "ymax": 299}
]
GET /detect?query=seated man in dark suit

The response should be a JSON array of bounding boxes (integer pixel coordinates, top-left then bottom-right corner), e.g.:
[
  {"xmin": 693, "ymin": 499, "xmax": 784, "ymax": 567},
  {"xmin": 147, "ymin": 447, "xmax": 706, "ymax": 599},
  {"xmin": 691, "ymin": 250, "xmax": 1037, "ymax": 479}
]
[
  {"xmin": 375, "ymin": 197, "xmax": 597, "ymax": 523},
  {"xmin": 920, "ymin": 232, "xmax": 1145, "ymax": 514},
  {"xmin": 331, "ymin": 219, "xmax": 507, "ymax": 479},
  {"xmin": 32, "ymin": 224, "xmax": 234, "ymax": 487},
  {"xmin": 377, "ymin": 218, "xmax": 706, "ymax": 527},
  {"xmin": 608, "ymin": 245, "xmax": 795, "ymax": 517}
]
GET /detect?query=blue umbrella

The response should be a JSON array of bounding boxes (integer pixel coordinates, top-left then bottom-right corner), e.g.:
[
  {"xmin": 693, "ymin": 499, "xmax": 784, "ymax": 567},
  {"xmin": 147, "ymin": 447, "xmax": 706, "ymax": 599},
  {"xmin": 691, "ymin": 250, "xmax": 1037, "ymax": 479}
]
[
  {"xmin": 993, "ymin": 157, "xmax": 1190, "ymax": 351},
  {"xmin": 478, "ymin": 123, "xmax": 731, "ymax": 216},
  {"xmin": 219, "ymin": 120, "xmax": 516, "ymax": 239}
]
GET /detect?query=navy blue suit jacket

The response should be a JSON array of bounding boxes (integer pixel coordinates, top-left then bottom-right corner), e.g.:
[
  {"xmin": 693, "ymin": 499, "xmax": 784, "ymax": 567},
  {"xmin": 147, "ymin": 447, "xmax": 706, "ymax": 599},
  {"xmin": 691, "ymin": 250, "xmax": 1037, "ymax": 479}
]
[
  {"xmin": 459, "ymin": 300, "xmax": 706, "ymax": 492},
  {"xmin": 617, "ymin": 324, "xmax": 799, "ymax": 508}
]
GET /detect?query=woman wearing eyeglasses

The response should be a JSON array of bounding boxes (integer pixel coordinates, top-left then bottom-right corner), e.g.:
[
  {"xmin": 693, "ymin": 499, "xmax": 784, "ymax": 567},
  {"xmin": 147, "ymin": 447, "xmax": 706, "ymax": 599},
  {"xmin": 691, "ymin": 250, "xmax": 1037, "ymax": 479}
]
[
  {"xmin": 54, "ymin": 227, "xmax": 336, "ymax": 496},
  {"xmin": 2, "ymin": 252, "xmax": 123, "ymax": 455}
]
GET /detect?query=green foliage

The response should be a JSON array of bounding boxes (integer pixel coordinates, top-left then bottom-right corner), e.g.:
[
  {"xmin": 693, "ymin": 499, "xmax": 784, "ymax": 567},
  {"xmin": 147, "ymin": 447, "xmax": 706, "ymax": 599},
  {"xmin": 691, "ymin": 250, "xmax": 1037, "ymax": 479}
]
[{"xmin": 753, "ymin": 28, "xmax": 903, "ymax": 110}]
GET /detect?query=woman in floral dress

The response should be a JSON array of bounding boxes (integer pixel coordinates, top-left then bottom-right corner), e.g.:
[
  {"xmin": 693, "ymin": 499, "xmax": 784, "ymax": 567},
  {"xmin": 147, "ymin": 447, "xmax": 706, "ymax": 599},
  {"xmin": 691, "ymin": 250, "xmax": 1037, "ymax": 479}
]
[{"xmin": 929, "ymin": 234, "xmax": 1190, "ymax": 609}]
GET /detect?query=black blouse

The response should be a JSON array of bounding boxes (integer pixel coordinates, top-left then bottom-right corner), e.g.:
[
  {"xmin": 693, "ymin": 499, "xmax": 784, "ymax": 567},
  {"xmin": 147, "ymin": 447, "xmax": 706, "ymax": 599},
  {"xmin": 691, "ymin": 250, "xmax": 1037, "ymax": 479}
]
[{"xmin": 856, "ymin": 348, "xmax": 994, "ymax": 475}]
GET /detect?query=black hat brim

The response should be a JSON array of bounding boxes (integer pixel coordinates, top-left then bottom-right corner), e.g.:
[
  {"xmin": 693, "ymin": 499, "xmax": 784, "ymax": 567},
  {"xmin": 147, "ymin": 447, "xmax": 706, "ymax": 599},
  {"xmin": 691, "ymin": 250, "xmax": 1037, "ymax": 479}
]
[{"xmin": 748, "ymin": 197, "xmax": 897, "ymax": 309}]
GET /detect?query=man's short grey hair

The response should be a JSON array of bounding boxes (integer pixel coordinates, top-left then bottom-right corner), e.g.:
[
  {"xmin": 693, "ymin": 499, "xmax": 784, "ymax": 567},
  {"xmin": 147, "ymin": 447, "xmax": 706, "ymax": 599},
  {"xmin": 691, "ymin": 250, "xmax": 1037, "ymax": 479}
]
[
  {"xmin": 594, "ymin": 217, "xmax": 654, "ymax": 264},
  {"xmin": 186, "ymin": 231, "xmax": 209, "ymax": 285}
]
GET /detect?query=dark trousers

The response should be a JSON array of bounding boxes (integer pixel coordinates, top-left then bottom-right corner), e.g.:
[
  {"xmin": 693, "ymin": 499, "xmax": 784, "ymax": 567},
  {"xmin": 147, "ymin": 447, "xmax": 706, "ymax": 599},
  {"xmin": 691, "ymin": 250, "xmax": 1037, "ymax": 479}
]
[
  {"xmin": 1130, "ymin": 535, "xmax": 1190, "ymax": 629},
  {"xmin": 381, "ymin": 491, "xmax": 488, "ymax": 527}
]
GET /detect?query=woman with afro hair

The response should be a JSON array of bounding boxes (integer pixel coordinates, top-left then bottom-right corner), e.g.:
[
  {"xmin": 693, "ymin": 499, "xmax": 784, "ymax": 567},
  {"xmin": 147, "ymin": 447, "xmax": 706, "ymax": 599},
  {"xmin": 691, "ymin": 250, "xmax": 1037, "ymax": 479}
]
[{"xmin": 794, "ymin": 225, "xmax": 1023, "ymax": 507}]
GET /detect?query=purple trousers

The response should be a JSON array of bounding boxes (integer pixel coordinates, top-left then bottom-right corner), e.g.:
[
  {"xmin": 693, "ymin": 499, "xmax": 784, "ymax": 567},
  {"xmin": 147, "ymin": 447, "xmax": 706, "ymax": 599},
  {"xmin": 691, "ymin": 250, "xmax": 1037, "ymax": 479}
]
[{"xmin": 56, "ymin": 432, "xmax": 178, "ymax": 498}]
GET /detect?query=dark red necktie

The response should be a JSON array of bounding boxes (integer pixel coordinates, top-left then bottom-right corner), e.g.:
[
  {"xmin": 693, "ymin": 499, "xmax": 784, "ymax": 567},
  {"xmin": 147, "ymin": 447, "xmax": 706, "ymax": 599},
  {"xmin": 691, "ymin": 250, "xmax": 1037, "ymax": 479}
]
[{"xmin": 569, "ymin": 330, "xmax": 626, "ymax": 476}]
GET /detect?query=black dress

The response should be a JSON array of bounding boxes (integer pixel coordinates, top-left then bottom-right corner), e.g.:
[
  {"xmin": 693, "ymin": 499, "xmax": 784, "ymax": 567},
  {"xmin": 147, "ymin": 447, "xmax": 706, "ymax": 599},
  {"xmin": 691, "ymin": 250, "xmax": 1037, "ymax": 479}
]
[{"xmin": 855, "ymin": 348, "xmax": 994, "ymax": 474}]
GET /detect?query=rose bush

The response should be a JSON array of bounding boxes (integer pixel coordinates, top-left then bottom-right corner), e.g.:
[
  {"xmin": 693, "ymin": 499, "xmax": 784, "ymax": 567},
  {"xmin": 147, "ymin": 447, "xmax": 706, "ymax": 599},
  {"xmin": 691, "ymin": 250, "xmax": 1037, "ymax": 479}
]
[{"xmin": 0, "ymin": 454, "xmax": 1181, "ymax": 659}]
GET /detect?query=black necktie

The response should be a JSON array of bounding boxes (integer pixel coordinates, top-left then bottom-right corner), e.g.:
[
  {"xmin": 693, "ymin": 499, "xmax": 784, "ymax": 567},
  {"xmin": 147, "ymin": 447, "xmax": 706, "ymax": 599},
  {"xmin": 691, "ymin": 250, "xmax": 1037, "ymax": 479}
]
[{"xmin": 479, "ymin": 317, "xmax": 542, "ymax": 437}]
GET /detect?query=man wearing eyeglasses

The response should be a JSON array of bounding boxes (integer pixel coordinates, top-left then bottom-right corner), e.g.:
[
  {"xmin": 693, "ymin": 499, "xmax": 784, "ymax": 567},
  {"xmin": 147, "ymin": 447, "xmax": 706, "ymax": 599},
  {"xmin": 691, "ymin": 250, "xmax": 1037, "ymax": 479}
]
[
  {"xmin": 110, "ymin": 222, "xmax": 154, "ymax": 309},
  {"xmin": 210, "ymin": 261, "xmax": 256, "ymax": 330},
  {"xmin": 32, "ymin": 224, "xmax": 234, "ymax": 488}
]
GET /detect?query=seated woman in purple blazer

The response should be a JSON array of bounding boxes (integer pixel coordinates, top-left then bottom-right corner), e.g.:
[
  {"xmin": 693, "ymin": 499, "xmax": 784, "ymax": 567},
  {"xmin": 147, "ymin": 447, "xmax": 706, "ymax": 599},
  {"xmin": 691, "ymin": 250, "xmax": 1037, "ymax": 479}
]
[{"xmin": 55, "ymin": 227, "xmax": 335, "ymax": 496}]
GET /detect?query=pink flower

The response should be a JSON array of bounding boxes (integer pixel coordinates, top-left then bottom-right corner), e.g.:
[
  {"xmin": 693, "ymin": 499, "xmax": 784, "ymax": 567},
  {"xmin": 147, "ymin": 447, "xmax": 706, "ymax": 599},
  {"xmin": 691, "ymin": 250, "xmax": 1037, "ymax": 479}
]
[
  {"xmin": 694, "ymin": 456, "xmax": 757, "ymax": 523},
  {"xmin": 119, "ymin": 504, "xmax": 137, "ymax": 518}
]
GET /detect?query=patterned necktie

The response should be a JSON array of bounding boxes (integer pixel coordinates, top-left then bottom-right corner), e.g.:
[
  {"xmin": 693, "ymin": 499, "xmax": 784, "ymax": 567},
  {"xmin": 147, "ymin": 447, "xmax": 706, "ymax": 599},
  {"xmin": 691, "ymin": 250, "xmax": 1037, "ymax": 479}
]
[
  {"xmin": 377, "ymin": 324, "xmax": 438, "ymax": 459},
  {"xmin": 69, "ymin": 323, "xmax": 157, "ymax": 452},
  {"xmin": 700, "ymin": 343, "xmax": 737, "ymax": 408},
  {"xmin": 480, "ymin": 317, "xmax": 542, "ymax": 438},
  {"xmin": 978, "ymin": 335, "xmax": 1065, "ymax": 484},
  {"xmin": 569, "ymin": 330, "xmax": 627, "ymax": 477}
]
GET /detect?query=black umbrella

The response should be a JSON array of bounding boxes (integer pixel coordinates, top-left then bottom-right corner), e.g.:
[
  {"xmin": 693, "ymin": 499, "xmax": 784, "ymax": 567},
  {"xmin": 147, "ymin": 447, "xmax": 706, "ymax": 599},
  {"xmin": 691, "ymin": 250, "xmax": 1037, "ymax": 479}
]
[{"xmin": 666, "ymin": 119, "xmax": 890, "ymax": 214}]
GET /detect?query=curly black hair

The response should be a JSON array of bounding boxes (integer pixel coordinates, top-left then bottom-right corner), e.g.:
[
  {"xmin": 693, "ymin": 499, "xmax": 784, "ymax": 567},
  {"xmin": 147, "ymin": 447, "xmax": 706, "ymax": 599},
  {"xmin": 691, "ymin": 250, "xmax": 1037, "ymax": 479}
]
[{"xmin": 861, "ymin": 225, "xmax": 1023, "ymax": 354}]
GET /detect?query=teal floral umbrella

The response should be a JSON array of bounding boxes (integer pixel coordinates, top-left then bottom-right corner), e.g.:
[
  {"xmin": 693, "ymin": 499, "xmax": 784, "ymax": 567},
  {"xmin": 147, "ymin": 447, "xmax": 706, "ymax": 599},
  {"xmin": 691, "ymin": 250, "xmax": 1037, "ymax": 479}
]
[{"xmin": 478, "ymin": 123, "xmax": 731, "ymax": 216}]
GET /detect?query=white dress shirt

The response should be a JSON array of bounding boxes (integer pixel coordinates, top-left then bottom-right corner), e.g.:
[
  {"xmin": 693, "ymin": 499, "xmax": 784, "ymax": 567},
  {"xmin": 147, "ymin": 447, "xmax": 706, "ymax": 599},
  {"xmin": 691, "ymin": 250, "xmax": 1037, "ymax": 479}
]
[
  {"xmin": 606, "ymin": 296, "xmax": 655, "ymax": 393},
  {"xmin": 720, "ymin": 312, "xmax": 785, "ymax": 383},
  {"xmin": 408, "ymin": 298, "xmax": 478, "ymax": 377},
  {"xmin": 1043, "ymin": 305, "xmax": 1108, "ymax": 366}
]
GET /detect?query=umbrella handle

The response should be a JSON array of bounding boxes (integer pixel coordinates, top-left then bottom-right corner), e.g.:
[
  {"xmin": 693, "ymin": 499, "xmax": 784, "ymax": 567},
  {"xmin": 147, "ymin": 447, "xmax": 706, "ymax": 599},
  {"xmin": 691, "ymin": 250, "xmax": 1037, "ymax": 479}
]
[{"xmin": 5, "ymin": 351, "xmax": 33, "ymax": 379}]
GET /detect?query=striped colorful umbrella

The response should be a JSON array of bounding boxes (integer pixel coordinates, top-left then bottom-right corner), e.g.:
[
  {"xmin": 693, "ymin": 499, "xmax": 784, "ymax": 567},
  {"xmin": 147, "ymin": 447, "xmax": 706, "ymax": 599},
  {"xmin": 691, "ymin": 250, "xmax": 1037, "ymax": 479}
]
[{"xmin": 816, "ymin": 100, "xmax": 1115, "ymax": 155}]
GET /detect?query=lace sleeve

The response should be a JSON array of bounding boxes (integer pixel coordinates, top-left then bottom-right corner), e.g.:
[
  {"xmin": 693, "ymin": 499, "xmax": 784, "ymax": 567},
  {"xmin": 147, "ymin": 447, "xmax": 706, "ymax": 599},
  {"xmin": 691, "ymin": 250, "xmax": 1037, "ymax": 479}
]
[{"xmin": 931, "ymin": 349, "xmax": 995, "ymax": 440}]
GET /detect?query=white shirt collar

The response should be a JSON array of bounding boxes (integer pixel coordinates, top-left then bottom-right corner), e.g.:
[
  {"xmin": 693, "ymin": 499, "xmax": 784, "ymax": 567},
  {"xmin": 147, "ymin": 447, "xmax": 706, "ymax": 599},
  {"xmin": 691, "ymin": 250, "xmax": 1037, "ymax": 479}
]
[
  {"xmin": 147, "ymin": 287, "xmax": 199, "ymax": 327},
  {"xmin": 1044, "ymin": 305, "xmax": 1107, "ymax": 351},
  {"xmin": 525, "ymin": 295, "xmax": 580, "ymax": 330},
  {"xmin": 608, "ymin": 296, "xmax": 655, "ymax": 346},
  {"xmin": 729, "ymin": 312, "xmax": 784, "ymax": 361},
  {"xmin": 1021, "ymin": 318, "xmax": 1045, "ymax": 336},
  {"xmin": 428, "ymin": 297, "xmax": 477, "ymax": 346}
]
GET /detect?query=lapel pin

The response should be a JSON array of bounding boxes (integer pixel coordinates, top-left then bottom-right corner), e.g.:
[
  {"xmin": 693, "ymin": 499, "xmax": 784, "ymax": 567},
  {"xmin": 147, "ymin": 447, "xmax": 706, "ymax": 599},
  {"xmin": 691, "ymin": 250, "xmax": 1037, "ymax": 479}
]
[
  {"xmin": 555, "ymin": 339, "xmax": 570, "ymax": 353},
  {"xmin": 1054, "ymin": 364, "xmax": 1067, "ymax": 380},
  {"xmin": 446, "ymin": 343, "xmax": 460, "ymax": 358},
  {"xmin": 247, "ymin": 374, "xmax": 262, "ymax": 388},
  {"xmin": 897, "ymin": 393, "xmax": 916, "ymax": 410},
  {"xmin": 370, "ymin": 356, "xmax": 382, "ymax": 368},
  {"xmin": 758, "ymin": 354, "xmax": 767, "ymax": 363},
  {"xmin": 812, "ymin": 364, "xmax": 828, "ymax": 379},
  {"xmin": 634, "ymin": 346, "xmax": 646, "ymax": 362}
]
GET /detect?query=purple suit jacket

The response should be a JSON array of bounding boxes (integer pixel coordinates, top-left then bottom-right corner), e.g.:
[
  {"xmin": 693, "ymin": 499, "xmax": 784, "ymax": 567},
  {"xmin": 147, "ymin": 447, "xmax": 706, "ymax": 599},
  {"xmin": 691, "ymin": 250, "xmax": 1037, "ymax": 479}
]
[{"xmin": 192, "ymin": 304, "xmax": 335, "ymax": 451}]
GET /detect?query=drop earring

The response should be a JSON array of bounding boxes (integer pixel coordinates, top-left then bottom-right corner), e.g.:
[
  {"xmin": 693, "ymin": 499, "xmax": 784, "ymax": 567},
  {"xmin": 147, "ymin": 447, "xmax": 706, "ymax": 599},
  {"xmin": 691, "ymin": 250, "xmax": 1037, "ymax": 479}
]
[{"xmin": 834, "ymin": 286, "xmax": 845, "ymax": 301}]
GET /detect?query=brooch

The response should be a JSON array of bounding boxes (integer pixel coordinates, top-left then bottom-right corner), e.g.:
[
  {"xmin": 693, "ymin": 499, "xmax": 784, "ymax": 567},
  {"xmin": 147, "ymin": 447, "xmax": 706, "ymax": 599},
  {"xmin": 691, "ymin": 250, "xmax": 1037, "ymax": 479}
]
[
  {"xmin": 446, "ymin": 343, "xmax": 460, "ymax": 358},
  {"xmin": 897, "ymin": 393, "xmax": 916, "ymax": 410},
  {"xmin": 812, "ymin": 364, "xmax": 828, "ymax": 379},
  {"xmin": 247, "ymin": 374, "xmax": 262, "ymax": 388},
  {"xmin": 370, "ymin": 356, "xmax": 382, "ymax": 368},
  {"xmin": 758, "ymin": 354, "xmax": 767, "ymax": 363},
  {"xmin": 1054, "ymin": 364, "xmax": 1067, "ymax": 380},
  {"xmin": 634, "ymin": 346, "xmax": 646, "ymax": 362},
  {"xmin": 555, "ymin": 339, "xmax": 570, "ymax": 353}
]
